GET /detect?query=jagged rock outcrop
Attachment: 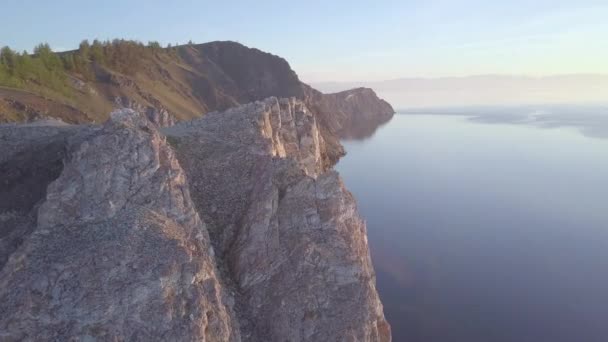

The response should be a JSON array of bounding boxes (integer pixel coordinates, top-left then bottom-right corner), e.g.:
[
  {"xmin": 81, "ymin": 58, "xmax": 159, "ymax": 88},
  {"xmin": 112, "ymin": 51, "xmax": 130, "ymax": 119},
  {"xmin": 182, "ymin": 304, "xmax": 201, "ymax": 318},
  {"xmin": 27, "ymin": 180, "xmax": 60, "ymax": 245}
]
[
  {"xmin": 0, "ymin": 99, "xmax": 390, "ymax": 341},
  {"xmin": 312, "ymin": 88, "xmax": 395, "ymax": 139},
  {"xmin": 0, "ymin": 110, "xmax": 240, "ymax": 341},
  {"xmin": 164, "ymin": 98, "xmax": 390, "ymax": 341},
  {"xmin": 0, "ymin": 122, "xmax": 92, "ymax": 269},
  {"xmin": 182, "ymin": 41, "xmax": 394, "ymax": 143},
  {"xmin": 114, "ymin": 96, "xmax": 177, "ymax": 128}
]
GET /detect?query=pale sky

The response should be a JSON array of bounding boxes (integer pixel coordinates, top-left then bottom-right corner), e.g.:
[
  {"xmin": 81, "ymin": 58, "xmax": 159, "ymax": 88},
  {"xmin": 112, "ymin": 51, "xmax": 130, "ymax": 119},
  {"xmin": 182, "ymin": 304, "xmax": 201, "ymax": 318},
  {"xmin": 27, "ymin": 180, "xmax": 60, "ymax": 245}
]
[{"xmin": 2, "ymin": 0, "xmax": 607, "ymax": 82}]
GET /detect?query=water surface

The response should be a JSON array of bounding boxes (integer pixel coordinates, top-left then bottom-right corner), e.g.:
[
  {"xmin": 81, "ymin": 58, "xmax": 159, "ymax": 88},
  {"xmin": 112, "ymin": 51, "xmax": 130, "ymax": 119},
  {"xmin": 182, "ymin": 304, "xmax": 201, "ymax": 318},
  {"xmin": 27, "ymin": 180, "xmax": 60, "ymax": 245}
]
[{"xmin": 337, "ymin": 112, "xmax": 608, "ymax": 342}]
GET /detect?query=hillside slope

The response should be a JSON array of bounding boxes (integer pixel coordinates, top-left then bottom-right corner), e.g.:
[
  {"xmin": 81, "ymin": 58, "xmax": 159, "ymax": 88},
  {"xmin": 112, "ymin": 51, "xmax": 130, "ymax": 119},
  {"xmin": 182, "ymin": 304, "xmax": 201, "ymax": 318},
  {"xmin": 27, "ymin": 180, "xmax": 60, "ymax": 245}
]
[{"xmin": 0, "ymin": 41, "xmax": 394, "ymax": 143}]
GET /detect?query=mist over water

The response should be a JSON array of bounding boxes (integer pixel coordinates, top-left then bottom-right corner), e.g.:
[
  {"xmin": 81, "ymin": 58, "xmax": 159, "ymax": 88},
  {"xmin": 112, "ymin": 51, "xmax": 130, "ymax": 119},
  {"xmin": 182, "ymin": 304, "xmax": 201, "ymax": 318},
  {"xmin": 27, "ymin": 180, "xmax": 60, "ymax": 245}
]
[{"xmin": 337, "ymin": 110, "xmax": 608, "ymax": 342}]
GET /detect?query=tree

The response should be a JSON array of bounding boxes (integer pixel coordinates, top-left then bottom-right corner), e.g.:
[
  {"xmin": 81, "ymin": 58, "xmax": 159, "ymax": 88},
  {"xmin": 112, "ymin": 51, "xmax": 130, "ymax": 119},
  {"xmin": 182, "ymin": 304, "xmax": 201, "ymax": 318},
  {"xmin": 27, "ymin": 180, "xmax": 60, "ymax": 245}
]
[
  {"xmin": 0, "ymin": 46, "xmax": 17, "ymax": 73},
  {"xmin": 62, "ymin": 53, "xmax": 76, "ymax": 71},
  {"xmin": 14, "ymin": 51, "xmax": 33, "ymax": 79},
  {"xmin": 34, "ymin": 43, "xmax": 62, "ymax": 70},
  {"xmin": 90, "ymin": 39, "xmax": 105, "ymax": 63},
  {"xmin": 148, "ymin": 41, "xmax": 161, "ymax": 49},
  {"xmin": 78, "ymin": 40, "xmax": 90, "ymax": 59}
]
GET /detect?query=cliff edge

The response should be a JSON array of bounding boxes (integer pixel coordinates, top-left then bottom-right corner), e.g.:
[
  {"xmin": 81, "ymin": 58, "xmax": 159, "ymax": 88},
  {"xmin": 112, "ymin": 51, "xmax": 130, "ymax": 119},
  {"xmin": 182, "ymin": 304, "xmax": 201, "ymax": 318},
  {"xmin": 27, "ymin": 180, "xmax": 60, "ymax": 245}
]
[{"xmin": 0, "ymin": 99, "xmax": 390, "ymax": 341}]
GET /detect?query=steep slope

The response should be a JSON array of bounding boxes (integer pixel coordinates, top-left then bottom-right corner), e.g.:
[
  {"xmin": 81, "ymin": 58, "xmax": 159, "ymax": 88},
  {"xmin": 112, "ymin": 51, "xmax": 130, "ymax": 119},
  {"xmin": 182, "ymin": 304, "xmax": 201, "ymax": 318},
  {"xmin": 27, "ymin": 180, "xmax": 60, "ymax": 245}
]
[
  {"xmin": 0, "ymin": 41, "xmax": 394, "ymax": 146},
  {"xmin": 0, "ymin": 122, "xmax": 85, "ymax": 268},
  {"xmin": 0, "ymin": 102, "xmax": 390, "ymax": 341},
  {"xmin": 166, "ymin": 97, "xmax": 390, "ymax": 341},
  {"xmin": 305, "ymin": 87, "xmax": 395, "ymax": 139},
  {"xmin": 0, "ymin": 110, "xmax": 240, "ymax": 341}
]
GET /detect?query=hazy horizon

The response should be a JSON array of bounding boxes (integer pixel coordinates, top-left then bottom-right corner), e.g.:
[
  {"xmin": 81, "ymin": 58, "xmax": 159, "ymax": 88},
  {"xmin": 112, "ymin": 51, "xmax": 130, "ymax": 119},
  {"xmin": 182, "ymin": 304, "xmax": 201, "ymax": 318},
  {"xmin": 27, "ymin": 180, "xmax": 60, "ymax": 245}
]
[
  {"xmin": 2, "ymin": 1, "xmax": 608, "ymax": 83},
  {"xmin": 311, "ymin": 74, "xmax": 608, "ymax": 108},
  {"xmin": 338, "ymin": 112, "xmax": 608, "ymax": 342}
]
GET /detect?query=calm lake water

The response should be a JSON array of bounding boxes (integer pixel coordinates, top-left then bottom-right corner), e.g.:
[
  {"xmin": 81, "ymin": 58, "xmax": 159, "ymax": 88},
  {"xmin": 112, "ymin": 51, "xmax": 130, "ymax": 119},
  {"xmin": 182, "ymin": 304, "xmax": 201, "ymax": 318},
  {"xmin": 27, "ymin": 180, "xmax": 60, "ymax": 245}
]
[{"xmin": 336, "ymin": 112, "xmax": 608, "ymax": 342}]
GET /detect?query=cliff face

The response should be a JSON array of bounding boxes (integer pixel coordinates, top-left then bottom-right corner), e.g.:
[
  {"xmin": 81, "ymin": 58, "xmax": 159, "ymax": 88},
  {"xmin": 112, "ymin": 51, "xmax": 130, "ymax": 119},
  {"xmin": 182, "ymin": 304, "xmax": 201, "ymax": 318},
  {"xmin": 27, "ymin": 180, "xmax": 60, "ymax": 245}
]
[
  {"xmin": 312, "ymin": 88, "xmax": 395, "ymax": 139},
  {"xmin": 0, "ymin": 111, "xmax": 240, "ymax": 341},
  {"xmin": 0, "ymin": 100, "xmax": 390, "ymax": 341},
  {"xmin": 164, "ymin": 98, "xmax": 390, "ymax": 340}
]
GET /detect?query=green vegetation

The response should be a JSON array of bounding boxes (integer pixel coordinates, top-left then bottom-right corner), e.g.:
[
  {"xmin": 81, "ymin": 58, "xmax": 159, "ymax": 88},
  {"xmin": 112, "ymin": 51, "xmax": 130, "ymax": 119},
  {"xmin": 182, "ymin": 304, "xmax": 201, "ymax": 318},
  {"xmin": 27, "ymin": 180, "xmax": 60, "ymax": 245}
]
[
  {"xmin": 0, "ymin": 44, "xmax": 67, "ymax": 91},
  {"xmin": 0, "ymin": 39, "xmax": 177, "ymax": 95}
]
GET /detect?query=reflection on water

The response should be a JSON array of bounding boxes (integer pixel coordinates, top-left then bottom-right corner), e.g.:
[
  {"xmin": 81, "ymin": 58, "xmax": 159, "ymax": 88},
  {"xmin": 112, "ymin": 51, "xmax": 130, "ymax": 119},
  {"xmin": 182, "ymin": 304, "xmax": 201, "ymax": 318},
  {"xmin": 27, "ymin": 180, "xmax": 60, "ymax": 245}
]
[
  {"xmin": 340, "ymin": 115, "xmax": 394, "ymax": 141},
  {"xmin": 401, "ymin": 104, "xmax": 608, "ymax": 139},
  {"xmin": 337, "ymin": 112, "xmax": 608, "ymax": 342}
]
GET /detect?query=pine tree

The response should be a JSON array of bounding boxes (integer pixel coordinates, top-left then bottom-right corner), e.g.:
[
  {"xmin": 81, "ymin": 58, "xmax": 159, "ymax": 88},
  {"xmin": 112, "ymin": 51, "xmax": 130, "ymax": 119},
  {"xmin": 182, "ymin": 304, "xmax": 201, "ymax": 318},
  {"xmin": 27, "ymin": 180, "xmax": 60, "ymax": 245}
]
[
  {"xmin": 90, "ymin": 40, "xmax": 105, "ymax": 63},
  {"xmin": 148, "ymin": 41, "xmax": 161, "ymax": 49},
  {"xmin": 62, "ymin": 53, "xmax": 76, "ymax": 71},
  {"xmin": 34, "ymin": 43, "xmax": 62, "ymax": 70},
  {"xmin": 15, "ymin": 51, "xmax": 33, "ymax": 79},
  {"xmin": 0, "ymin": 46, "xmax": 17, "ymax": 73},
  {"xmin": 79, "ymin": 40, "xmax": 91, "ymax": 60}
]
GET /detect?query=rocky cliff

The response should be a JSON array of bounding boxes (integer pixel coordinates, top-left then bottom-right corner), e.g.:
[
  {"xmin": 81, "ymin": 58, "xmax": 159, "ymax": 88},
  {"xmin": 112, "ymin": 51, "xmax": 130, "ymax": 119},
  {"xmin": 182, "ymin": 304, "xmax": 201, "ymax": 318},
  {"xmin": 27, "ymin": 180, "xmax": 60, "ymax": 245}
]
[
  {"xmin": 0, "ymin": 99, "xmax": 390, "ymax": 341},
  {"xmin": 304, "ymin": 87, "xmax": 395, "ymax": 140},
  {"xmin": 0, "ymin": 112, "xmax": 240, "ymax": 341}
]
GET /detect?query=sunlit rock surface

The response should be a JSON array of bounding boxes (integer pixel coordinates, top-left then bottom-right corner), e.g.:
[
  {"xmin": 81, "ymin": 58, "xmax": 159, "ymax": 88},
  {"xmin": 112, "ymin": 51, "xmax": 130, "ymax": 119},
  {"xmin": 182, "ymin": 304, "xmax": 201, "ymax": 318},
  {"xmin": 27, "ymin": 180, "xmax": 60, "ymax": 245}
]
[
  {"xmin": 0, "ymin": 101, "xmax": 390, "ymax": 341},
  {"xmin": 165, "ymin": 98, "xmax": 390, "ymax": 341},
  {"xmin": 0, "ymin": 110, "xmax": 239, "ymax": 341}
]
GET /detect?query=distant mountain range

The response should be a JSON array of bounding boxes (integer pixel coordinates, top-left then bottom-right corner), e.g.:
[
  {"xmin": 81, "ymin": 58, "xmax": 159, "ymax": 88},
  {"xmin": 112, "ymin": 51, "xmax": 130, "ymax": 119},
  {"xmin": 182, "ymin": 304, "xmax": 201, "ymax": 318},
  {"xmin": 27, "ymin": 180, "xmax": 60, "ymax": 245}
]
[{"xmin": 311, "ymin": 75, "xmax": 608, "ymax": 109}]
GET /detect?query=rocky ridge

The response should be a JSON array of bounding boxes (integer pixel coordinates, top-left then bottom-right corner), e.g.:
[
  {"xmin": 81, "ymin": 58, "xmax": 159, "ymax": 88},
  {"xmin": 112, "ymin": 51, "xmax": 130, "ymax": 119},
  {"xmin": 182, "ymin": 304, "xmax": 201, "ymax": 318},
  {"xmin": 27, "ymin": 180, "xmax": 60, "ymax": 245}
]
[
  {"xmin": 1, "ymin": 41, "xmax": 394, "ymax": 147},
  {"xmin": 0, "ymin": 98, "xmax": 390, "ymax": 341},
  {"xmin": 312, "ymin": 88, "xmax": 395, "ymax": 139},
  {"xmin": 165, "ymin": 98, "xmax": 390, "ymax": 340},
  {"xmin": 0, "ymin": 110, "xmax": 239, "ymax": 341}
]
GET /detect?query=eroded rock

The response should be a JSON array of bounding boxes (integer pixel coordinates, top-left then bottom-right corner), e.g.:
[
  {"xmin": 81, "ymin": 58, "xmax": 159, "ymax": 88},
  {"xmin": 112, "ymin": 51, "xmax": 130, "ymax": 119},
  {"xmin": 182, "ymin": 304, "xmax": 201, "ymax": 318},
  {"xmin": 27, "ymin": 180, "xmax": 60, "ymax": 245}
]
[
  {"xmin": 0, "ymin": 109, "xmax": 239, "ymax": 341},
  {"xmin": 0, "ymin": 100, "xmax": 390, "ymax": 341},
  {"xmin": 166, "ymin": 98, "xmax": 390, "ymax": 341}
]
